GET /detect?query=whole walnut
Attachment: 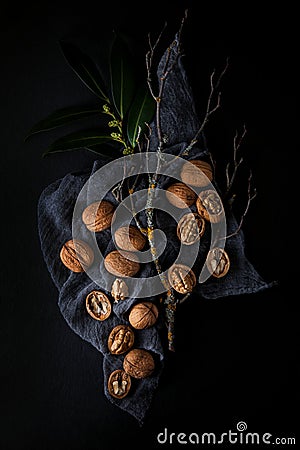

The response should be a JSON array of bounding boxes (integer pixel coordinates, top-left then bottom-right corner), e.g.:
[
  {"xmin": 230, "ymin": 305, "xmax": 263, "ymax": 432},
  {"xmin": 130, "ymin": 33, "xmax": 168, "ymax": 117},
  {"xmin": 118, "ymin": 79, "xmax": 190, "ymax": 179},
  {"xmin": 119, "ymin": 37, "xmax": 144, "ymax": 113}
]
[
  {"xmin": 180, "ymin": 159, "xmax": 213, "ymax": 187},
  {"xmin": 128, "ymin": 302, "xmax": 159, "ymax": 329},
  {"xmin": 166, "ymin": 182, "xmax": 196, "ymax": 208},
  {"xmin": 82, "ymin": 200, "xmax": 114, "ymax": 232},
  {"xmin": 114, "ymin": 225, "xmax": 146, "ymax": 252},
  {"xmin": 60, "ymin": 239, "xmax": 94, "ymax": 272},
  {"xmin": 104, "ymin": 250, "xmax": 140, "ymax": 277},
  {"xmin": 123, "ymin": 349, "xmax": 155, "ymax": 379}
]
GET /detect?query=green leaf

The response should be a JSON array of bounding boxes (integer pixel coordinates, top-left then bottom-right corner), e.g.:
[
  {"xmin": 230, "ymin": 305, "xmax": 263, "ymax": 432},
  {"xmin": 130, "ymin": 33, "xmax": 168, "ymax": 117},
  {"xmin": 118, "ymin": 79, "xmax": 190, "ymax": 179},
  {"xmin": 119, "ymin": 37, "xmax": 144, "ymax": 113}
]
[
  {"xmin": 85, "ymin": 142, "xmax": 121, "ymax": 159},
  {"xmin": 60, "ymin": 41, "xmax": 109, "ymax": 101},
  {"xmin": 43, "ymin": 129, "xmax": 114, "ymax": 156},
  {"xmin": 109, "ymin": 33, "xmax": 135, "ymax": 119},
  {"xmin": 24, "ymin": 105, "xmax": 102, "ymax": 140},
  {"xmin": 127, "ymin": 82, "xmax": 156, "ymax": 147}
]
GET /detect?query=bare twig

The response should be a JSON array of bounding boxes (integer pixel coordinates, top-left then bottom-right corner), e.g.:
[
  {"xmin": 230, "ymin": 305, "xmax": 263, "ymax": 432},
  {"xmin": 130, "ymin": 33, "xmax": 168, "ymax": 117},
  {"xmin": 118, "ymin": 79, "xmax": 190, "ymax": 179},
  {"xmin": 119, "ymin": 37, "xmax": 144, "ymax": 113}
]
[
  {"xmin": 144, "ymin": 13, "xmax": 189, "ymax": 350},
  {"xmin": 111, "ymin": 160, "xmax": 127, "ymax": 203},
  {"xmin": 222, "ymin": 170, "xmax": 257, "ymax": 240},
  {"xmin": 146, "ymin": 22, "xmax": 168, "ymax": 100},
  {"xmin": 179, "ymin": 292, "xmax": 191, "ymax": 304},
  {"xmin": 224, "ymin": 125, "xmax": 247, "ymax": 198},
  {"xmin": 208, "ymin": 150, "xmax": 217, "ymax": 179},
  {"xmin": 135, "ymin": 125, "xmax": 143, "ymax": 153},
  {"xmin": 146, "ymin": 11, "xmax": 188, "ymax": 153},
  {"xmin": 181, "ymin": 57, "xmax": 230, "ymax": 156},
  {"xmin": 144, "ymin": 143, "xmax": 178, "ymax": 351}
]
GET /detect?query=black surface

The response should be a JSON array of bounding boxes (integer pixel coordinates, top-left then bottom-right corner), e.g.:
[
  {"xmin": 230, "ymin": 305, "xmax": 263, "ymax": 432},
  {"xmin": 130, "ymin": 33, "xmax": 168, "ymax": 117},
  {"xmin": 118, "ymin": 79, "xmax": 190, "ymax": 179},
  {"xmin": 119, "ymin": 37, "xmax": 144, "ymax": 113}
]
[{"xmin": 1, "ymin": 2, "xmax": 297, "ymax": 449}]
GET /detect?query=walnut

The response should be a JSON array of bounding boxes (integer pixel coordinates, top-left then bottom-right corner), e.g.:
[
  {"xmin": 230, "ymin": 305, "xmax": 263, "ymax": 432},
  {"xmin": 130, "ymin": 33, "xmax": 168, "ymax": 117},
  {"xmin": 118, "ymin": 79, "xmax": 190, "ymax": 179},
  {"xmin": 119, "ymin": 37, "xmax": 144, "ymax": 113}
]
[
  {"xmin": 166, "ymin": 182, "xmax": 196, "ymax": 209},
  {"xmin": 107, "ymin": 369, "xmax": 131, "ymax": 399},
  {"xmin": 123, "ymin": 349, "xmax": 155, "ymax": 379},
  {"xmin": 206, "ymin": 247, "xmax": 230, "ymax": 278},
  {"xmin": 60, "ymin": 239, "xmax": 94, "ymax": 272},
  {"xmin": 180, "ymin": 159, "xmax": 213, "ymax": 187},
  {"xmin": 82, "ymin": 200, "xmax": 114, "ymax": 232},
  {"xmin": 196, "ymin": 189, "xmax": 224, "ymax": 223},
  {"xmin": 177, "ymin": 212, "xmax": 205, "ymax": 245},
  {"xmin": 168, "ymin": 263, "xmax": 197, "ymax": 294},
  {"xmin": 104, "ymin": 250, "xmax": 140, "ymax": 277},
  {"xmin": 114, "ymin": 225, "xmax": 146, "ymax": 252},
  {"xmin": 107, "ymin": 325, "xmax": 135, "ymax": 355},
  {"xmin": 111, "ymin": 278, "xmax": 129, "ymax": 302},
  {"xmin": 85, "ymin": 290, "xmax": 111, "ymax": 321},
  {"xmin": 128, "ymin": 302, "xmax": 159, "ymax": 329}
]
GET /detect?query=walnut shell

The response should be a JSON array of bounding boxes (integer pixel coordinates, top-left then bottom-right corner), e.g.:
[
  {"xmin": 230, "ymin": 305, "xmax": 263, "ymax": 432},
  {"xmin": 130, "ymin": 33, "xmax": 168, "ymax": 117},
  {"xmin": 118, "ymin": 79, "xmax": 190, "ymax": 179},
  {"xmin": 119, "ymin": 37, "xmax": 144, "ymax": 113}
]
[
  {"xmin": 180, "ymin": 159, "xmax": 213, "ymax": 187},
  {"xmin": 166, "ymin": 182, "xmax": 196, "ymax": 209},
  {"xmin": 129, "ymin": 302, "xmax": 159, "ymax": 329},
  {"xmin": 85, "ymin": 290, "xmax": 111, "ymax": 321},
  {"xmin": 60, "ymin": 239, "xmax": 94, "ymax": 272},
  {"xmin": 206, "ymin": 247, "xmax": 230, "ymax": 278},
  {"xmin": 196, "ymin": 189, "xmax": 224, "ymax": 223},
  {"xmin": 108, "ymin": 324, "xmax": 135, "ymax": 355},
  {"xmin": 168, "ymin": 263, "xmax": 197, "ymax": 294},
  {"xmin": 114, "ymin": 225, "xmax": 146, "ymax": 252},
  {"xmin": 177, "ymin": 212, "xmax": 205, "ymax": 245},
  {"xmin": 107, "ymin": 369, "xmax": 131, "ymax": 399},
  {"xmin": 123, "ymin": 349, "xmax": 155, "ymax": 379},
  {"xmin": 111, "ymin": 278, "xmax": 129, "ymax": 302},
  {"xmin": 104, "ymin": 250, "xmax": 140, "ymax": 277},
  {"xmin": 82, "ymin": 200, "xmax": 114, "ymax": 232}
]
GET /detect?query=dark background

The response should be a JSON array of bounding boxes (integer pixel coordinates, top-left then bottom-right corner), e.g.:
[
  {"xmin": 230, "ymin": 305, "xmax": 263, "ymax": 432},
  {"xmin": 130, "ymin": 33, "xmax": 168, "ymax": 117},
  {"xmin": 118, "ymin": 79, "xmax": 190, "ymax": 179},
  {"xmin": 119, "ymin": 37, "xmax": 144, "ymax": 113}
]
[{"xmin": 1, "ymin": 1, "xmax": 297, "ymax": 449}]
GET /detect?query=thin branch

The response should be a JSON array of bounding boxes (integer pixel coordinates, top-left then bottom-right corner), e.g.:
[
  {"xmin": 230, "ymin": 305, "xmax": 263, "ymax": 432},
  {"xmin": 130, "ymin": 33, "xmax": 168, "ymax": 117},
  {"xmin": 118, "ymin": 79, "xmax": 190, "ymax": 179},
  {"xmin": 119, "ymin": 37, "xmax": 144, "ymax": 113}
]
[
  {"xmin": 181, "ymin": 57, "xmax": 229, "ymax": 156},
  {"xmin": 214, "ymin": 56, "xmax": 230, "ymax": 90},
  {"xmin": 128, "ymin": 189, "xmax": 145, "ymax": 232},
  {"xmin": 146, "ymin": 12, "xmax": 188, "ymax": 153},
  {"xmin": 224, "ymin": 125, "xmax": 247, "ymax": 197},
  {"xmin": 135, "ymin": 125, "xmax": 143, "ymax": 153},
  {"xmin": 125, "ymin": 125, "xmax": 150, "ymax": 232},
  {"xmin": 144, "ymin": 14, "xmax": 189, "ymax": 351},
  {"xmin": 222, "ymin": 170, "xmax": 257, "ymax": 240},
  {"xmin": 179, "ymin": 292, "xmax": 191, "ymax": 304},
  {"xmin": 146, "ymin": 22, "xmax": 168, "ymax": 100},
  {"xmin": 208, "ymin": 151, "xmax": 217, "ymax": 179},
  {"xmin": 111, "ymin": 161, "xmax": 127, "ymax": 203}
]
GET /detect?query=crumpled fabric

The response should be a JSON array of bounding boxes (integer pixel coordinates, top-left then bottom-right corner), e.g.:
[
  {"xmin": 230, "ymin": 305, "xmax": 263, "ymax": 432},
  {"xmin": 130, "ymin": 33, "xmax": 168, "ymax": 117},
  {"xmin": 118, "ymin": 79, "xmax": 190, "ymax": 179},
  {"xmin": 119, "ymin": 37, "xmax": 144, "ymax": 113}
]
[{"xmin": 37, "ymin": 33, "xmax": 274, "ymax": 424}]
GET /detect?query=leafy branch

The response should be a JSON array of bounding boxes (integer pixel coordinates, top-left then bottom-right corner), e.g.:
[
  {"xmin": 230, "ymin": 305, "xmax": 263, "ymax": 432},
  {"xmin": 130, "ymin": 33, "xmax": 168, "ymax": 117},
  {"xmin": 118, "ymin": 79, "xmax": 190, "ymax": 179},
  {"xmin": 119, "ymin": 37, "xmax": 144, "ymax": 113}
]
[{"xmin": 25, "ymin": 33, "xmax": 155, "ymax": 159}]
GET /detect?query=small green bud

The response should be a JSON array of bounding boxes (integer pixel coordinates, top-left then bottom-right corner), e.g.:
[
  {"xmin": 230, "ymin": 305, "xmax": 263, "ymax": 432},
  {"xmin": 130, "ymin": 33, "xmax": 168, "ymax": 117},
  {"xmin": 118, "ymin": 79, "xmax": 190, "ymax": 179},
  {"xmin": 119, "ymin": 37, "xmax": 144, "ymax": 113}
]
[
  {"xmin": 123, "ymin": 147, "xmax": 134, "ymax": 155},
  {"xmin": 108, "ymin": 120, "xmax": 120, "ymax": 128},
  {"xmin": 111, "ymin": 132, "xmax": 122, "ymax": 140}
]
